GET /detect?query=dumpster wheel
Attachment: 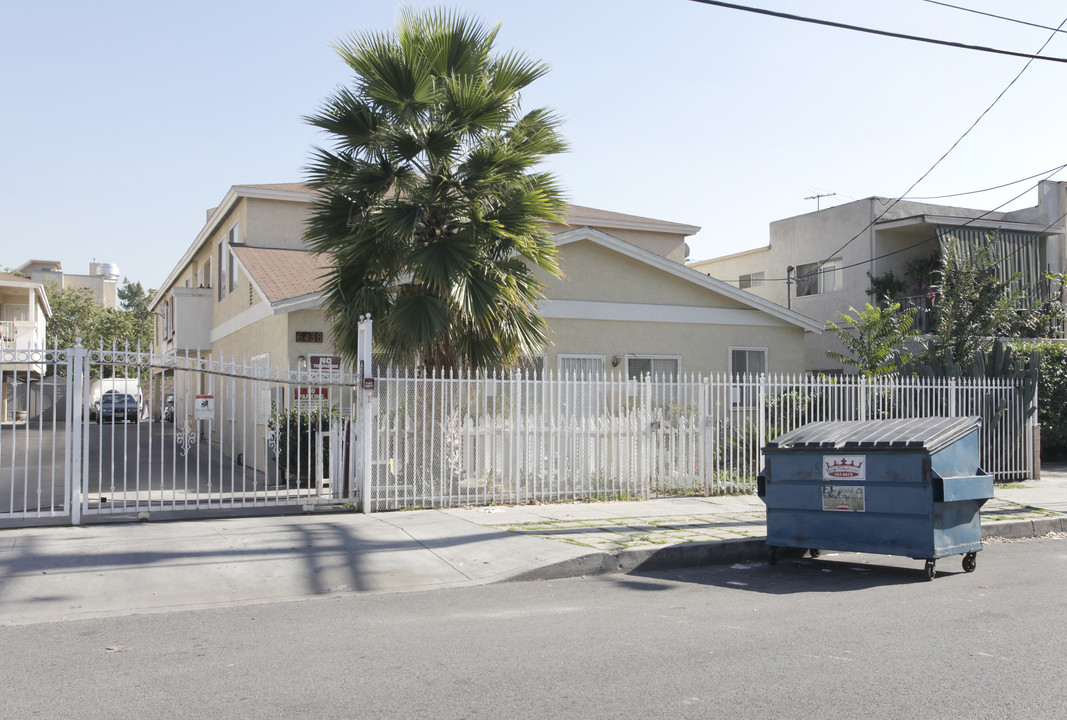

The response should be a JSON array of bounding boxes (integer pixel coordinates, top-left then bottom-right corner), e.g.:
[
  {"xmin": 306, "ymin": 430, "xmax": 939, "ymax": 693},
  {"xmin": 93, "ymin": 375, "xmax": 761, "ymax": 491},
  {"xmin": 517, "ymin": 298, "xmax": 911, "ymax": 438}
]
[
  {"xmin": 767, "ymin": 547, "xmax": 779, "ymax": 565},
  {"xmin": 924, "ymin": 559, "xmax": 936, "ymax": 581},
  {"xmin": 962, "ymin": 552, "xmax": 977, "ymax": 573},
  {"xmin": 808, "ymin": 549, "xmax": 821, "ymax": 559}
]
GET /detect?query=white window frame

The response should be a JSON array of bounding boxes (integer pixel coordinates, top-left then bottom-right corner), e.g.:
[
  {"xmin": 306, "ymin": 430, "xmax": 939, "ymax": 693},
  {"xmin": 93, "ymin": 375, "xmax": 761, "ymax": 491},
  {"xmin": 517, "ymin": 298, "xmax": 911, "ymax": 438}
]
[
  {"xmin": 229, "ymin": 247, "xmax": 238, "ymax": 293},
  {"xmin": 252, "ymin": 354, "xmax": 271, "ymax": 424},
  {"xmin": 739, "ymin": 271, "xmax": 764, "ymax": 289},
  {"xmin": 730, "ymin": 346, "xmax": 768, "ymax": 407},
  {"xmin": 625, "ymin": 355, "xmax": 681, "ymax": 381},
  {"xmin": 557, "ymin": 354, "xmax": 606, "ymax": 417},
  {"xmin": 557, "ymin": 354, "xmax": 606, "ymax": 379},
  {"xmin": 795, "ymin": 258, "xmax": 842, "ymax": 297},
  {"xmin": 217, "ymin": 239, "xmax": 227, "ymax": 301}
]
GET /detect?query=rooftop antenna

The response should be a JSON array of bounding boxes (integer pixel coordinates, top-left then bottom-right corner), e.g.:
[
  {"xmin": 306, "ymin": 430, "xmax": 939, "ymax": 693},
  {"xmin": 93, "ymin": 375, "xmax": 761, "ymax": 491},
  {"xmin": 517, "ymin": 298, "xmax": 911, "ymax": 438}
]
[{"xmin": 804, "ymin": 192, "xmax": 836, "ymax": 211}]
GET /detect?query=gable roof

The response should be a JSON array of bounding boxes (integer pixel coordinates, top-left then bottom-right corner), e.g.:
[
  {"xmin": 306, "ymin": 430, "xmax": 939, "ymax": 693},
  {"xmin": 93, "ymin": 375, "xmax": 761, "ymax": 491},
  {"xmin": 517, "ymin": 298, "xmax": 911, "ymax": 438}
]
[
  {"xmin": 231, "ymin": 246, "xmax": 331, "ymax": 304},
  {"xmin": 553, "ymin": 227, "xmax": 822, "ymax": 333}
]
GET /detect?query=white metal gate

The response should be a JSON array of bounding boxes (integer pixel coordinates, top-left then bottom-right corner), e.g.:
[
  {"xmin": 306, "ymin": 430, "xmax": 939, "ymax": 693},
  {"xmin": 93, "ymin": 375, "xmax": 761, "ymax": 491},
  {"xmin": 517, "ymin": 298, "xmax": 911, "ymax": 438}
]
[{"xmin": 1, "ymin": 341, "xmax": 364, "ymax": 525}]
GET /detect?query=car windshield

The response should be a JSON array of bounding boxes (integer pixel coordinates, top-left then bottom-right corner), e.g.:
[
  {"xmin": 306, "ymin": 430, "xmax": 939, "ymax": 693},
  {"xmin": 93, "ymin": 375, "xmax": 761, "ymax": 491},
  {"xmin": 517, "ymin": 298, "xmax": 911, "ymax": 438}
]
[{"xmin": 103, "ymin": 394, "xmax": 135, "ymax": 404}]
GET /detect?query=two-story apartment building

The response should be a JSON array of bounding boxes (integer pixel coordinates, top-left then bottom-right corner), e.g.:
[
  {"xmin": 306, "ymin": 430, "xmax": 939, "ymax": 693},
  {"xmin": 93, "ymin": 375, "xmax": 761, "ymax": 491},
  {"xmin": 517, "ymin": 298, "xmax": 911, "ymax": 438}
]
[
  {"xmin": 0, "ymin": 272, "xmax": 51, "ymax": 422},
  {"xmin": 150, "ymin": 183, "xmax": 823, "ymax": 458},
  {"xmin": 689, "ymin": 180, "xmax": 1067, "ymax": 372}
]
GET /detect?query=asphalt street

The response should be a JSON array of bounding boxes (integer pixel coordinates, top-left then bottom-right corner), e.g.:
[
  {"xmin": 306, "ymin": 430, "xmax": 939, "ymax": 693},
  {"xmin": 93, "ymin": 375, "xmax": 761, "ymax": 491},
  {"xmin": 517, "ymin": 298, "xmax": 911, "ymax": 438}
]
[{"xmin": 1, "ymin": 535, "xmax": 1064, "ymax": 720}]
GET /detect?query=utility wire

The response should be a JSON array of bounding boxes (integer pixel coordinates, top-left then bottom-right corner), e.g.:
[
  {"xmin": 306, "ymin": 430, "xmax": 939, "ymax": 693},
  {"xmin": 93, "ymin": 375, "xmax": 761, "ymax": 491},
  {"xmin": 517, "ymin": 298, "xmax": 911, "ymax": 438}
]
[
  {"xmin": 904, "ymin": 163, "xmax": 1067, "ymax": 201},
  {"xmin": 714, "ymin": 163, "xmax": 1067, "ymax": 285},
  {"xmin": 922, "ymin": 1, "xmax": 1067, "ymax": 36},
  {"xmin": 809, "ymin": 13, "xmax": 1067, "ymax": 276},
  {"xmin": 687, "ymin": 0, "xmax": 1067, "ymax": 63}
]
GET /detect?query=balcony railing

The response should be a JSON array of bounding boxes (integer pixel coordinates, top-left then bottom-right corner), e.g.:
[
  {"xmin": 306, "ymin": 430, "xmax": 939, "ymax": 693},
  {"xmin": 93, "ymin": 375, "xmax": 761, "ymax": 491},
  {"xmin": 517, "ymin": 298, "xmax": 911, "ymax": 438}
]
[
  {"xmin": 0, "ymin": 320, "xmax": 43, "ymax": 351},
  {"xmin": 898, "ymin": 294, "xmax": 935, "ymax": 334}
]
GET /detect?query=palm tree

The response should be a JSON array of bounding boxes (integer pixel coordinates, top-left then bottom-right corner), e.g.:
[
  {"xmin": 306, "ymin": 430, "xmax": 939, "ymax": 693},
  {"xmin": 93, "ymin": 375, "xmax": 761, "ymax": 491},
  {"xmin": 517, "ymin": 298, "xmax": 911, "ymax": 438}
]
[{"xmin": 304, "ymin": 7, "xmax": 567, "ymax": 374}]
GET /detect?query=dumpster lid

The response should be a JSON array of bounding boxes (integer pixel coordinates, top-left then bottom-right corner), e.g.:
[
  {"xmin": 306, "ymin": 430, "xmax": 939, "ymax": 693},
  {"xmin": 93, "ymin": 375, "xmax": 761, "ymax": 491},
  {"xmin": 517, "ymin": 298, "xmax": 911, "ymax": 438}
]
[{"xmin": 765, "ymin": 416, "xmax": 982, "ymax": 452}]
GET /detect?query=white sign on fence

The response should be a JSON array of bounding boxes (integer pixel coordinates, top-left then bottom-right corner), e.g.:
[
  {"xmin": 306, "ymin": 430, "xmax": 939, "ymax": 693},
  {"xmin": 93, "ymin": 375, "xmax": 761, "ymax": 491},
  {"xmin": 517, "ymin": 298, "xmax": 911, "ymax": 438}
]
[{"xmin": 195, "ymin": 395, "xmax": 214, "ymax": 420}]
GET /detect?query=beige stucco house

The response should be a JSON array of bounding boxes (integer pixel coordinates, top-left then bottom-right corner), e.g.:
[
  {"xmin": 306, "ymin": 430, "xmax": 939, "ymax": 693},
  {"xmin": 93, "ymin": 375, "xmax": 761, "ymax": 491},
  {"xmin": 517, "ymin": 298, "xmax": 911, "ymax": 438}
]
[
  {"xmin": 149, "ymin": 183, "xmax": 822, "ymax": 453},
  {"xmin": 150, "ymin": 183, "xmax": 821, "ymax": 375}
]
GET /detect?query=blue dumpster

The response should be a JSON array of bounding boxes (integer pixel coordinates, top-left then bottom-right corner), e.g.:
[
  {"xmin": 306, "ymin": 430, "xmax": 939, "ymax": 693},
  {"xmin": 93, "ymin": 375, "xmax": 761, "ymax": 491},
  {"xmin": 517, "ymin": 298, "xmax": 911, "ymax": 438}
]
[{"xmin": 757, "ymin": 416, "xmax": 992, "ymax": 580}]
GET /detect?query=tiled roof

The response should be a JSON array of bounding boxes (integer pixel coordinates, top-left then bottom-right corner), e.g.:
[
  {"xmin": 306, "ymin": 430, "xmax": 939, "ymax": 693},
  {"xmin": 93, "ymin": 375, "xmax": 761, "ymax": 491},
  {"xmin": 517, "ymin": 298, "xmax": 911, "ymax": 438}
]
[{"xmin": 231, "ymin": 246, "xmax": 332, "ymax": 304}]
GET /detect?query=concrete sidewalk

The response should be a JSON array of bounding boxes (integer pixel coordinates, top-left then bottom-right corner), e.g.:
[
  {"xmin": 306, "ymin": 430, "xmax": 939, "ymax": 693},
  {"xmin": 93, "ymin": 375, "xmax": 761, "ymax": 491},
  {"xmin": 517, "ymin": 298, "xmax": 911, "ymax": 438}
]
[{"xmin": 2, "ymin": 470, "xmax": 1065, "ymax": 626}]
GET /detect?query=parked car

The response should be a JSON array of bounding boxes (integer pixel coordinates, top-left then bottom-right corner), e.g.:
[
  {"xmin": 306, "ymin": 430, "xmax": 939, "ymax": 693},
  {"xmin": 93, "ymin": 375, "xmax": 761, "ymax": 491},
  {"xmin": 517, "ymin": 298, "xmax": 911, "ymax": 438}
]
[
  {"xmin": 99, "ymin": 392, "xmax": 140, "ymax": 424},
  {"xmin": 89, "ymin": 378, "xmax": 142, "ymax": 421}
]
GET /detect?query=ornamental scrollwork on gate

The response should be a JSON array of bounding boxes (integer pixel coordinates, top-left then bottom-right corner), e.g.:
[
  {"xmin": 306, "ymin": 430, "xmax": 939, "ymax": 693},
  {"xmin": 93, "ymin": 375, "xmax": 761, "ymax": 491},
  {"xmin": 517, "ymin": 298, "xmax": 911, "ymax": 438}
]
[{"xmin": 175, "ymin": 422, "xmax": 198, "ymax": 458}]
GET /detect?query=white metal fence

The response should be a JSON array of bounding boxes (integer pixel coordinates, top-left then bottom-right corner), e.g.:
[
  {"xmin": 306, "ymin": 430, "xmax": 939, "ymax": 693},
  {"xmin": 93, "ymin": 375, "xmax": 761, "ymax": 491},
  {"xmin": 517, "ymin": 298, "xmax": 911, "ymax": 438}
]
[
  {"xmin": 1, "ymin": 342, "xmax": 361, "ymax": 525},
  {"xmin": 364, "ymin": 369, "xmax": 1037, "ymax": 511},
  {"xmin": 1, "ymin": 335, "xmax": 1038, "ymax": 524}
]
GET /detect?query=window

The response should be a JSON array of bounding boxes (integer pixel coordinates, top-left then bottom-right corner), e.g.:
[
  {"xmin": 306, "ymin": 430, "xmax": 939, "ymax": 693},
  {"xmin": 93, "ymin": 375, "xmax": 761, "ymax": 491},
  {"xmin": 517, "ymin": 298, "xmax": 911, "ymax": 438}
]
[
  {"xmin": 731, "ymin": 347, "xmax": 767, "ymax": 406},
  {"xmin": 795, "ymin": 259, "xmax": 841, "ymax": 297},
  {"xmin": 229, "ymin": 248, "xmax": 238, "ymax": 293},
  {"xmin": 739, "ymin": 272, "xmax": 764, "ymax": 289},
  {"xmin": 731, "ymin": 347, "xmax": 766, "ymax": 377},
  {"xmin": 217, "ymin": 240, "xmax": 226, "ymax": 301},
  {"xmin": 626, "ymin": 356, "xmax": 680, "ymax": 381},
  {"xmin": 558, "ymin": 355, "xmax": 605, "ymax": 417},
  {"xmin": 252, "ymin": 354, "xmax": 271, "ymax": 424},
  {"xmin": 558, "ymin": 355, "xmax": 605, "ymax": 379}
]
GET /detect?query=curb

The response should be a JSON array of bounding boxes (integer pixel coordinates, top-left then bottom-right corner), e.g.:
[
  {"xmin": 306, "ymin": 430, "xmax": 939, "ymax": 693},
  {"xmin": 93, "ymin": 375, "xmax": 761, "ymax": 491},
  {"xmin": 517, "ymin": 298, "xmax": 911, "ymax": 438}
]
[
  {"xmin": 982, "ymin": 515, "xmax": 1067, "ymax": 539},
  {"xmin": 507, "ymin": 537, "xmax": 768, "ymax": 583},
  {"xmin": 504, "ymin": 516, "xmax": 1065, "ymax": 584}
]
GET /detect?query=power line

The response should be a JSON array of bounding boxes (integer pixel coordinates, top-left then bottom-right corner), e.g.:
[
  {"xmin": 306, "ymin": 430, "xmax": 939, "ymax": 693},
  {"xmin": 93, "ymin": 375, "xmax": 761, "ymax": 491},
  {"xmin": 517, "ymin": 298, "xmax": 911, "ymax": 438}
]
[
  {"xmin": 811, "ymin": 12, "xmax": 1067, "ymax": 272},
  {"xmin": 687, "ymin": 0, "xmax": 1067, "ymax": 63},
  {"xmin": 714, "ymin": 163, "xmax": 1067, "ymax": 285},
  {"xmin": 904, "ymin": 163, "xmax": 1067, "ymax": 201},
  {"xmin": 922, "ymin": 1, "xmax": 1067, "ymax": 36}
]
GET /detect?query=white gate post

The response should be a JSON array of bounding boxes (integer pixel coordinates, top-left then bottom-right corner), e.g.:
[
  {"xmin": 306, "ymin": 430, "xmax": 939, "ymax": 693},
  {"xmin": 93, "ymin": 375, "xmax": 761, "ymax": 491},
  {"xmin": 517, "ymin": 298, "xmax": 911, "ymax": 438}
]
[
  {"xmin": 68, "ymin": 339, "xmax": 88, "ymax": 525},
  {"xmin": 357, "ymin": 316, "xmax": 374, "ymax": 512}
]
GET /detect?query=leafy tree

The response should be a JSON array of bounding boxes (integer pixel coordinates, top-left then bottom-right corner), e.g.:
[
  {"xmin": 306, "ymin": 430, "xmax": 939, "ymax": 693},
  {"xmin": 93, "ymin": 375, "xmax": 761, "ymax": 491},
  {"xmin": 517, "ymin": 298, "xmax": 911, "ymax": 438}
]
[
  {"xmin": 44, "ymin": 279, "xmax": 154, "ymax": 373},
  {"xmin": 825, "ymin": 302, "xmax": 918, "ymax": 376},
  {"xmin": 117, "ymin": 277, "xmax": 154, "ymax": 319},
  {"xmin": 43, "ymin": 282, "xmax": 104, "ymax": 351},
  {"xmin": 929, "ymin": 238, "xmax": 1021, "ymax": 371},
  {"xmin": 304, "ymin": 7, "xmax": 568, "ymax": 373}
]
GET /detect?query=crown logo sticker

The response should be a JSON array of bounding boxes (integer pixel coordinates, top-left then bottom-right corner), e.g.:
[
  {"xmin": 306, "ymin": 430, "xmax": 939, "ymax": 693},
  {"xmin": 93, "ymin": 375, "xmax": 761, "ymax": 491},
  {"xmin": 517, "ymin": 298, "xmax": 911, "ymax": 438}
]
[{"xmin": 822, "ymin": 455, "xmax": 865, "ymax": 481}]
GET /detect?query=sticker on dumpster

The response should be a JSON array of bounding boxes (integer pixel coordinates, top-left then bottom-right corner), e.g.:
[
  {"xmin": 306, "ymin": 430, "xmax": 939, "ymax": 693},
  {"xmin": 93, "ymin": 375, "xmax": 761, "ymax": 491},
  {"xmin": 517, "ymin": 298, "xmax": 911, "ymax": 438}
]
[
  {"xmin": 822, "ymin": 455, "xmax": 865, "ymax": 481},
  {"xmin": 823, "ymin": 485, "xmax": 865, "ymax": 512}
]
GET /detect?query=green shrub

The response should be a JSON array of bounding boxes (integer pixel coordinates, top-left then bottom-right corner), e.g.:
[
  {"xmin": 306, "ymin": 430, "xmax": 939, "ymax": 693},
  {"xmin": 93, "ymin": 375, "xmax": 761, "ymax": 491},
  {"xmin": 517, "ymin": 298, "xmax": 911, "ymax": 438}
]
[
  {"xmin": 1022, "ymin": 341, "xmax": 1067, "ymax": 459},
  {"xmin": 269, "ymin": 406, "xmax": 337, "ymax": 484}
]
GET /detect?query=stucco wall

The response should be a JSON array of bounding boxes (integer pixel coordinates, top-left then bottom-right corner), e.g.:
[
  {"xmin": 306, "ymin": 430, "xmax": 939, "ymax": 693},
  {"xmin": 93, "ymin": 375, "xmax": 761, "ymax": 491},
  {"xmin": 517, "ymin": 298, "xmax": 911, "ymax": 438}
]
[
  {"xmin": 543, "ymin": 317, "xmax": 806, "ymax": 376},
  {"xmin": 243, "ymin": 197, "xmax": 310, "ymax": 250},
  {"xmin": 543, "ymin": 239, "xmax": 751, "ymax": 310}
]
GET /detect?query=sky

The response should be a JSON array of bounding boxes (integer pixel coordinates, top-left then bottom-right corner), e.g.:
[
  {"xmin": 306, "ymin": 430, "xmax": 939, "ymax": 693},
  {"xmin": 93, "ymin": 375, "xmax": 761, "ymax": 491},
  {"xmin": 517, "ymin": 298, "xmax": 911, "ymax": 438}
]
[{"xmin": 3, "ymin": 0, "xmax": 1067, "ymax": 291}]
